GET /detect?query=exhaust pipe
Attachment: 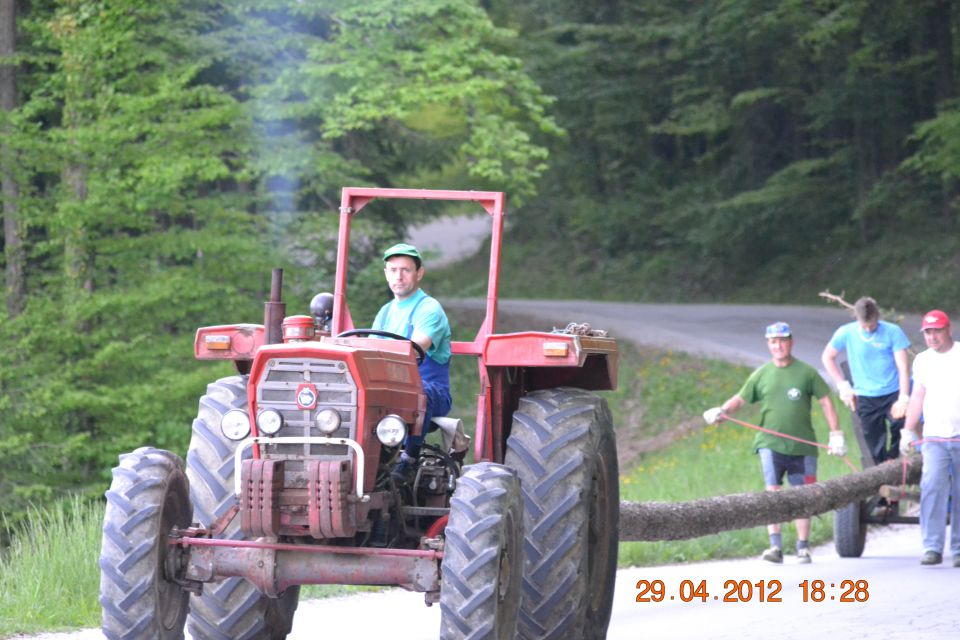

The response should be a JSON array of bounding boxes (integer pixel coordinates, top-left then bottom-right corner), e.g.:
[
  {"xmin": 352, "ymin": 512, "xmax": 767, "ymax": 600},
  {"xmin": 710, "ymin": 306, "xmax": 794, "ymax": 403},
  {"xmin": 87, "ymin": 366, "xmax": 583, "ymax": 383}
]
[{"xmin": 264, "ymin": 268, "xmax": 286, "ymax": 345}]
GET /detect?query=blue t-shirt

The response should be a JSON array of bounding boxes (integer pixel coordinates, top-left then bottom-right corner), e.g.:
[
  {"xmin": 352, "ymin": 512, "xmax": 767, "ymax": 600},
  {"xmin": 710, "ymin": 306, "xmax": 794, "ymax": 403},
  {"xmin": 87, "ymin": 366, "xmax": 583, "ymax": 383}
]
[
  {"xmin": 372, "ymin": 289, "xmax": 452, "ymax": 366},
  {"xmin": 828, "ymin": 320, "xmax": 910, "ymax": 397}
]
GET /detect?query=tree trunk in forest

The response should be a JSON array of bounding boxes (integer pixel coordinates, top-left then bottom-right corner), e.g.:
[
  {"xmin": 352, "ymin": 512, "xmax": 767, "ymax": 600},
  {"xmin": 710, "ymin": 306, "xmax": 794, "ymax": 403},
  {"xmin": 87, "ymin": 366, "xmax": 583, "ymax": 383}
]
[
  {"xmin": 619, "ymin": 456, "xmax": 920, "ymax": 541},
  {"xmin": 0, "ymin": 0, "xmax": 25, "ymax": 317},
  {"xmin": 929, "ymin": 0, "xmax": 954, "ymax": 104},
  {"xmin": 56, "ymin": 11, "xmax": 95, "ymax": 301}
]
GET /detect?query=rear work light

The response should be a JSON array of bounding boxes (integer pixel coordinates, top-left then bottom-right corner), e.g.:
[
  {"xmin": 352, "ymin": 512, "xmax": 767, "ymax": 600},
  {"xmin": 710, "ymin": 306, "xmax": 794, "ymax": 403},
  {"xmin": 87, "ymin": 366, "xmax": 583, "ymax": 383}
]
[
  {"xmin": 204, "ymin": 335, "xmax": 232, "ymax": 350},
  {"xmin": 542, "ymin": 341, "xmax": 569, "ymax": 357}
]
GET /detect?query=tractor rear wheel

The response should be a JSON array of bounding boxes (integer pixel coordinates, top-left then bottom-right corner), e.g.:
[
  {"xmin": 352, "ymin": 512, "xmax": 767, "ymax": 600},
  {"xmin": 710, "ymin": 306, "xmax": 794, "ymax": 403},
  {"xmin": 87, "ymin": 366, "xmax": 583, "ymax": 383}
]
[
  {"xmin": 440, "ymin": 463, "xmax": 523, "ymax": 640},
  {"xmin": 99, "ymin": 447, "xmax": 191, "ymax": 640},
  {"xmin": 185, "ymin": 376, "xmax": 300, "ymax": 640},
  {"xmin": 834, "ymin": 500, "xmax": 868, "ymax": 558},
  {"xmin": 504, "ymin": 387, "xmax": 619, "ymax": 640}
]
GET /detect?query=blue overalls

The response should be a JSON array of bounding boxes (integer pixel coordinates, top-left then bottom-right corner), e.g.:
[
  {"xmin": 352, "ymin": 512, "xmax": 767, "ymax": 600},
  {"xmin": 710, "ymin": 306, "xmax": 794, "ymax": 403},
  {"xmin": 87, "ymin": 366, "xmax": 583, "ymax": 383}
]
[{"xmin": 375, "ymin": 294, "xmax": 452, "ymax": 456}]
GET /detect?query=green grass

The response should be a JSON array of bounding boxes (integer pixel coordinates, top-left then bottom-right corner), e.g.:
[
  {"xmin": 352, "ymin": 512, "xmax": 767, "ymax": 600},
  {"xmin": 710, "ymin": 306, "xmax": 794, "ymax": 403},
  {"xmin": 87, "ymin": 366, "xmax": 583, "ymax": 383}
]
[
  {"xmin": 0, "ymin": 497, "xmax": 102, "ymax": 636},
  {"xmin": 0, "ymin": 340, "xmax": 860, "ymax": 636}
]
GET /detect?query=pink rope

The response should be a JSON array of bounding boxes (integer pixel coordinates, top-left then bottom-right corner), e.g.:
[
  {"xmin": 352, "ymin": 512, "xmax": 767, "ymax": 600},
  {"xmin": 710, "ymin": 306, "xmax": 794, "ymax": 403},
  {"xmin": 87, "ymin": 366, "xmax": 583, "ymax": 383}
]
[{"xmin": 720, "ymin": 413, "xmax": 859, "ymax": 473}]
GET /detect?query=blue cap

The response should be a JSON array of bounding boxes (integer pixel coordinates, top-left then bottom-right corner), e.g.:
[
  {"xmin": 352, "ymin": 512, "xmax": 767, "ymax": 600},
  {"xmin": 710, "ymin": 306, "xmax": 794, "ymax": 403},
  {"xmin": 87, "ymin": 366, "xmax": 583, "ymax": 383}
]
[{"xmin": 765, "ymin": 322, "xmax": 792, "ymax": 338}]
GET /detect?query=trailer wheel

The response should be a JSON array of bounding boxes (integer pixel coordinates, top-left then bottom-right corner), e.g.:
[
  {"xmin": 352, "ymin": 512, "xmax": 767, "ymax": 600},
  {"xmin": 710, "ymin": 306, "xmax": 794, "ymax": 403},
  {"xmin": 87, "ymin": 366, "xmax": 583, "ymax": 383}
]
[
  {"xmin": 834, "ymin": 500, "xmax": 868, "ymax": 558},
  {"xmin": 185, "ymin": 376, "xmax": 300, "ymax": 640},
  {"xmin": 440, "ymin": 463, "xmax": 523, "ymax": 640},
  {"xmin": 504, "ymin": 388, "xmax": 619, "ymax": 640},
  {"xmin": 99, "ymin": 447, "xmax": 191, "ymax": 640}
]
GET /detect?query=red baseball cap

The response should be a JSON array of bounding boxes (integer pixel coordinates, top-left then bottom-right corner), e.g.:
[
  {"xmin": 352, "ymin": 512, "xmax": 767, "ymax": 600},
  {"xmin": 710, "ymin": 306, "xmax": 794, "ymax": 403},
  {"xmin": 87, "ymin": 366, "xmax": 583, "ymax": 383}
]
[{"xmin": 920, "ymin": 309, "xmax": 950, "ymax": 330}]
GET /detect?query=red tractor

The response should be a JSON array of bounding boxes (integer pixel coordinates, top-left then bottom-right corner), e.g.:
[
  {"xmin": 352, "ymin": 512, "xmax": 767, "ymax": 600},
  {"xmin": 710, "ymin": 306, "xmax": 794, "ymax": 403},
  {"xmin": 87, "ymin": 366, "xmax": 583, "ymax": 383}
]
[{"xmin": 98, "ymin": 188, "xmax": 620, "ymax": 639}]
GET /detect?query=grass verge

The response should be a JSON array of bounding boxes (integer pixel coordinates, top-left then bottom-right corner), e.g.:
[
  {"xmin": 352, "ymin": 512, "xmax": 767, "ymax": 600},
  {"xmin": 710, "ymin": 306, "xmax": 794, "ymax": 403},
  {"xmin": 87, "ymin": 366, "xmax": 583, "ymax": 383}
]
[{"xmin": 0, "ymin": 497, "xmax": 102, "ymax": 636}]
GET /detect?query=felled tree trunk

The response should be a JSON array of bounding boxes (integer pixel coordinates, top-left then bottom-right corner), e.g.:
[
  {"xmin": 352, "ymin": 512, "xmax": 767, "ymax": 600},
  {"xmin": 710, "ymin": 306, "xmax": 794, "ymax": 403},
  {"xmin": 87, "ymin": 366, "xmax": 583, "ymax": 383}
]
[{"xmin": 619, "ymin": 457, "xmax": 921, "ymax": 542}]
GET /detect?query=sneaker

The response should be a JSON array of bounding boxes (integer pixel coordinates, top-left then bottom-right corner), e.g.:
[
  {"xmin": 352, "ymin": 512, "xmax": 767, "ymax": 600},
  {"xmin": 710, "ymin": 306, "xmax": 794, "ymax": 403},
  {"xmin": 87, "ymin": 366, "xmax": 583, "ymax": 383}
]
[
  {"xmin": 920, "ymin": 550, "xmax": 943, "ymax": 565},
  {"xmin": 761, "ymin": 547, "xmax": 783, "ymax": 564},
  {"xmin": 796, "ymin": 548, "xmax": 812, "ymax": 564}
]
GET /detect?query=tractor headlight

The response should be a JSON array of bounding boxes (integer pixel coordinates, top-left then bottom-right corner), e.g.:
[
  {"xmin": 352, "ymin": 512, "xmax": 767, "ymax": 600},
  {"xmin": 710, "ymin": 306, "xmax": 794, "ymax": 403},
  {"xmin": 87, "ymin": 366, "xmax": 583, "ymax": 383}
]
[
  {"xmin": 315, "ymin": 408, "xmax": 342, "ymax": 435},
  {"xmin": 376, "ymin": 415, "xmax": 407, "ymax": 447},
  {"xmin": 256, "ymin": 409, "xmax": 284, "ymax": 435},
  {"xmin": 221, "ymin": 410, "xmax": 251, "ymax": 441}
]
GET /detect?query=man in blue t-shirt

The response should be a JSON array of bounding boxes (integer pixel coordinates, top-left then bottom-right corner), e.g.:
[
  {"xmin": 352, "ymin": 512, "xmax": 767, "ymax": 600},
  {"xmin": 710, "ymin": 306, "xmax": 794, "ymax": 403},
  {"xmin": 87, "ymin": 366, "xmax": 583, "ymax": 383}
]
[
  {"xmin": 373, "ymin": 243, "xmax": 452, "ymax": 483},
  {"xmin": 821, "ymin": 297, "xmax": 911, "ymax": 464}
]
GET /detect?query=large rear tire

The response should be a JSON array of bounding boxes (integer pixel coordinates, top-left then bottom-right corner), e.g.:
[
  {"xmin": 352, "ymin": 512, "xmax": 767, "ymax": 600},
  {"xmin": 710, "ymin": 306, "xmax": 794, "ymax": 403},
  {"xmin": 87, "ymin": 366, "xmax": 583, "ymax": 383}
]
[
  {"xmin": 99, "ymin": 447, "xmax": 191, "ymax": 640},
  {"xmin": 185, "ymin": 376, "xmax": 300, "ymax": 640},
  {"xmin": 504, "ymin": 388, "xmax": 619, "ymax": 640},
  {"xmin": 440, "ymin": 463, "xmax": 523, "ymax": 640},
  {"xmin": 834, "ymin": 500, "xmax": 867, "ymax": 558}
]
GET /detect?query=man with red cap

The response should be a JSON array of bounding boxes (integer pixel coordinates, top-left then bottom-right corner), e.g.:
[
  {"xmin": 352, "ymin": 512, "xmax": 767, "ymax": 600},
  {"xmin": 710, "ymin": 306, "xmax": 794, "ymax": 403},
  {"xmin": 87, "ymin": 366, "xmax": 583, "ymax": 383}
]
[{"xmin": 901, "ymin": 310, "xmax": 960, "ymax": 566}]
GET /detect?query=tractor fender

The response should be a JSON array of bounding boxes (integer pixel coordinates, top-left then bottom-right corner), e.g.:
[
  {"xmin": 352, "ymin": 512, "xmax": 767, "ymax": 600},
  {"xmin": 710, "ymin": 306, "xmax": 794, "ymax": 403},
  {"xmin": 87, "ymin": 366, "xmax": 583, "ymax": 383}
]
[{"xmin": 481, "ymin": 332, "xmax": 618, "ymax": 391}]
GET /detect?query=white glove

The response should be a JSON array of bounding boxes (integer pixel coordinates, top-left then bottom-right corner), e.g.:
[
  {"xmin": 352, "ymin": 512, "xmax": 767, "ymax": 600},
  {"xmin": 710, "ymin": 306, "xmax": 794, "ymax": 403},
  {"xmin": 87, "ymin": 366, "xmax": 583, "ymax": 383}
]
[
  {"xmin": 890, "ymin": 394, "xmax": 910, "ymax": 420},
  {"xmin": 703, "ymin": 407, "xmax": 723, "ymax": 424},
  {"xmin": 836, "ymin": 380, "xmax": 856, "ymax": 410},
  {"xmin": 827, "ymin": 431, "xmax": 847, "ymax": 456},
  {"xmin": 900, "ymin": 429, "xmax": 920, "ymax": 455}
]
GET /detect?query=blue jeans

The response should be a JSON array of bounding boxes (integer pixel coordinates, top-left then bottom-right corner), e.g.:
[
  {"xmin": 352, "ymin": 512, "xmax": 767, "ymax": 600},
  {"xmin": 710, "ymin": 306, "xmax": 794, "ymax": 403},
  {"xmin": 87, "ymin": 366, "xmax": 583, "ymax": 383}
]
[
  {"xmin": 403, "ymin": 379, "xmax": 452, "ymax": 457},
  {"xmin": 919, "ymin": 440, "xmax": 960, "ymax": 555}
]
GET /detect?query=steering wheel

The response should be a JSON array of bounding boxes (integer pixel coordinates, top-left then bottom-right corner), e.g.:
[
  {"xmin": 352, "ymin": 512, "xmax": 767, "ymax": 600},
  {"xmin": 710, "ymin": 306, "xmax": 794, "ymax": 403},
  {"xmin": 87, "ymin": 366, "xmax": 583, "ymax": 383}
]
[{"xmin": 336, "ymin": 329, "xmax": 426, "ymax": 365}]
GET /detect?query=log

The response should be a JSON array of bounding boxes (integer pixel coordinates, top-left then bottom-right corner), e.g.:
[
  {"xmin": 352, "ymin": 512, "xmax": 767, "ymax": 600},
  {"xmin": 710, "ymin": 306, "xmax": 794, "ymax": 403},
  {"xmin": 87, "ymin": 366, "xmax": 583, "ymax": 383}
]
[{"xmin": 619, "ymin": 456, "xmax": 921, "ymax": 542}]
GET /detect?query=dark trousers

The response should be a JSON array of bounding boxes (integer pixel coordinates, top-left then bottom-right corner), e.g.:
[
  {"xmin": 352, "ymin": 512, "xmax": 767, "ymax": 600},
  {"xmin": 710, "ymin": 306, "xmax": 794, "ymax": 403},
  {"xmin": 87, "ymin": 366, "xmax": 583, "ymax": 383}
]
[
  {"xmin": 404, "ymin": 379, "xmax": 452, "ymax": 458},
  {"xmin": 857, "ymin": 391, "xmax": 903, "ymax": 464}
]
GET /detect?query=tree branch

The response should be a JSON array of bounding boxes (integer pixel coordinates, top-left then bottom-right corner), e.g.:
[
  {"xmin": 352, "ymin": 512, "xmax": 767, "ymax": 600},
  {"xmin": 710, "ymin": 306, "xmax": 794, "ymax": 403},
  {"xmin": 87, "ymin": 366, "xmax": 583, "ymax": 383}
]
[
  {"xmin": 619, "ymin": 457, "xmax": 920, "ymax": 541},
  {"xmin": 818, "ymin": 289, "xmax": 854, "ymax": 310}
]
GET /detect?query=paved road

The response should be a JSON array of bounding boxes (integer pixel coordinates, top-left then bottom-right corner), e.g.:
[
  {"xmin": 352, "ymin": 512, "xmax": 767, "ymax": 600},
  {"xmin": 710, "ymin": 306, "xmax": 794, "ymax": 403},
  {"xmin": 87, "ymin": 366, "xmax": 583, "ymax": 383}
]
[
  {"xmin": 453, "ymin": 298, "xmax": 924, "ymax": 373},
  {"xmin": 25, "ymin": 301, "xmax": 950, "ymax": 640},
  {"xmin": 283, "ymin": 522, "xmax": 955, "ymax": 640}
]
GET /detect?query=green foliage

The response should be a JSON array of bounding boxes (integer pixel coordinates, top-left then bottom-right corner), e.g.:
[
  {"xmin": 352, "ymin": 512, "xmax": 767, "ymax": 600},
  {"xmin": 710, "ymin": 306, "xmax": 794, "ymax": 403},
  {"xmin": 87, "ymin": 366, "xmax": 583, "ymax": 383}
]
[
  {"xmin": 0, "ymin": 0, "xmax": 561, "ymax": 534},
  {"xmin": 500, "ymin": 0, "xmax": 960, "ymax": 307}
]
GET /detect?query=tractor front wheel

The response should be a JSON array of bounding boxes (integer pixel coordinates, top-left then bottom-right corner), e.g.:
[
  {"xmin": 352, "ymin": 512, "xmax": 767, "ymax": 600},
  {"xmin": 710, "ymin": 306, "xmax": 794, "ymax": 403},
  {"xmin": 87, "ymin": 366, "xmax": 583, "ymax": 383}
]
[
  {"xmin": 439, "ymin": 463, "xmax": 523, "ymax": 640},
  {"xmin": 505, "ymin": 387, "xmax": 619, "ymax": 640},
  {"xmin": 185, "ymin": 376, "xmax": 300, "ymax": 640},
  {"xmin": 99, "ymin": 447, "xmax": 191, "ymax": 640}
]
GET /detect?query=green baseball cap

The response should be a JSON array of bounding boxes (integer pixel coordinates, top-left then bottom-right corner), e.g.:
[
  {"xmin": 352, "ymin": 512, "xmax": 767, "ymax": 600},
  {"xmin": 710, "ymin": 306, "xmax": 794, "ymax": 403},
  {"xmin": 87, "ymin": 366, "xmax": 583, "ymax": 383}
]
[{"xmin": 382, "ymin": 243, "xmax": 422, "ymax": 263}]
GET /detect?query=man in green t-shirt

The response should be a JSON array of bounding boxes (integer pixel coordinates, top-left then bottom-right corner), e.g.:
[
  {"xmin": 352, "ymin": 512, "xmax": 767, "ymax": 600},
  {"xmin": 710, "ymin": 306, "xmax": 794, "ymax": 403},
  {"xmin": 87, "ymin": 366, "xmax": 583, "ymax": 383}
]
[{"xmin": 703, "ymin": 322, "xmax": 843, "ymax": 564}]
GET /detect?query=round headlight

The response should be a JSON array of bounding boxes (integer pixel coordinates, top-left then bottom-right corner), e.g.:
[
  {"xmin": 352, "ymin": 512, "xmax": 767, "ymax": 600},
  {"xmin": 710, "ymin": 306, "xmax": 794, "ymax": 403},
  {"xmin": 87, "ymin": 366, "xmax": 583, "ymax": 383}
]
[
  {"xmin": 221, "ymin": 410, "xmax": 251, "ymax": 441},
  {"xmin": 257, "ymin": 409, "xmax": 284, "ymax": 435},
  {"xmin": 315, "ymin": 408, "xmax": 342, "ymax": 435},
  {"xmin": 376, "ymin": 415, "xmax": 407, "ymax": 448}
]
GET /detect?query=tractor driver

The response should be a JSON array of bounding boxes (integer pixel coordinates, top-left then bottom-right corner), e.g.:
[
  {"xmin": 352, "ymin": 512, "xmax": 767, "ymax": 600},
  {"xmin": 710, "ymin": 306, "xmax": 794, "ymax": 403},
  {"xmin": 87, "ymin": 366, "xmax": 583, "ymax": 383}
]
[{"xmin": 373, "ymin": 243, "xmax": 453, "ymax": 484}]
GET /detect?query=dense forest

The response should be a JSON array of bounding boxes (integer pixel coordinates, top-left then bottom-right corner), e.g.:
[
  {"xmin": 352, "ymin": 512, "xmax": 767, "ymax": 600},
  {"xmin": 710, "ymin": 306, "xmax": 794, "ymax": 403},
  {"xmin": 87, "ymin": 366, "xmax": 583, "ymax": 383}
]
[{"xmin": 2, "ymin": 0, "xmax": 959, "ymax": 527}]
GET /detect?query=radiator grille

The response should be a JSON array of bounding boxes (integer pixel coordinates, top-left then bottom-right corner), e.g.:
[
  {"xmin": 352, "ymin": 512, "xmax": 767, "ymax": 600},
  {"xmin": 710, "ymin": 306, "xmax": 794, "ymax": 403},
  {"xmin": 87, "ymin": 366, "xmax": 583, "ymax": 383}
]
[{"xmin": 255, "ymin": 358, "xmax": 358, "ymax": 464}]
